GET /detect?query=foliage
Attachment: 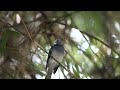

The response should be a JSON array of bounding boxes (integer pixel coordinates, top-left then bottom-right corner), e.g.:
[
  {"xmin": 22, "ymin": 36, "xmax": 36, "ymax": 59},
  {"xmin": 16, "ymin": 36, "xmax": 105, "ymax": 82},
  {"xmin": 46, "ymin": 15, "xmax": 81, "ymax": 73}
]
[{"xmin": 0, "ymin": 11, "xmax": 120, "ymax": 79}]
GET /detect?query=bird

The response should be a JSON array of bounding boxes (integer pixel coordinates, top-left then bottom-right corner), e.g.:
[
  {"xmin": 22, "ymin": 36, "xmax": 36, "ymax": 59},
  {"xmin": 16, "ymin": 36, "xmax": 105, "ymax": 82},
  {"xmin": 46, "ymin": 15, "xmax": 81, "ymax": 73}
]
[{"xmin": 45, "ymin": 39, "xmax": 65, "ymax": 79}]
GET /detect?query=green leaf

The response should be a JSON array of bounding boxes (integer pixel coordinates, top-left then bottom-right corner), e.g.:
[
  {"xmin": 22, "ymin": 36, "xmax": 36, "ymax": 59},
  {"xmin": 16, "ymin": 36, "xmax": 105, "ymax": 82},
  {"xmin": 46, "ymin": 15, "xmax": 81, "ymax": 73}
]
[
  {"xmin": 29, "ymin": 62, "xmax": 46, "ymax": 76},
  {"xmin": 72, "ymin": 65, "xmax": 80, "ymax": 78},
  {"xmin": 0, "ymin": 29, "xmax": 21, "ymax": 55},
  {"xmin": 0, "ymin": 31, "xmax": 8, "ymax": 55},
  {"xmin": 71, "ymin": 11, "xmax": 105, "ymax": 37},
  {"xmin": 75, "ymin": 64, "xmax": 81, "ymax": 73}
]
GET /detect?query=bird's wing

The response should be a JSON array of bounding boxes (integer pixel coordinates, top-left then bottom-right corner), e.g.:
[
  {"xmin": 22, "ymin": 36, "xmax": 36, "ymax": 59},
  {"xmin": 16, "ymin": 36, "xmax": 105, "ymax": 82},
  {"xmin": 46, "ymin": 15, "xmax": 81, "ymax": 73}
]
[
  {"xmin": 53, "ymin": 65, "xmax": 59, "ymax": 74},
  {"xmin": 46, "ymin": 47, "xmax": 53, "ymax": 69}
]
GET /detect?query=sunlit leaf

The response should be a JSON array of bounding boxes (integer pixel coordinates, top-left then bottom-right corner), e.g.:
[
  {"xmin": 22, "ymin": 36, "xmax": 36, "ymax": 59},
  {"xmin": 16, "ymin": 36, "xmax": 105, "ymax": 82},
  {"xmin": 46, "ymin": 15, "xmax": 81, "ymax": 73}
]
[{"xmin": 72, "ymin": 65, "xmax": 80, "ymax": 78}]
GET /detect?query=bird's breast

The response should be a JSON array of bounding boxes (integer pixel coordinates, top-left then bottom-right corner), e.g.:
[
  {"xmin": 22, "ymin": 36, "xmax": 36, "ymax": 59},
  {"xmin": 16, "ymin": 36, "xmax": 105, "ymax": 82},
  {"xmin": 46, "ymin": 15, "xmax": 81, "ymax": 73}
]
[{"xmin": 52, "ymin": 50, "xmax": 64, "ymax": 62}]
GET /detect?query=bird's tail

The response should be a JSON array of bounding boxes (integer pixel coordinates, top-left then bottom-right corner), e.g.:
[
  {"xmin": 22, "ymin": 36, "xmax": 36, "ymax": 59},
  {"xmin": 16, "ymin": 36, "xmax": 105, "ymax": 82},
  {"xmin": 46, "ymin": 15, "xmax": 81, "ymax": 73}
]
[{"xmin": 45, "ymin": 68, "xmax": 53, "ymax": 79}]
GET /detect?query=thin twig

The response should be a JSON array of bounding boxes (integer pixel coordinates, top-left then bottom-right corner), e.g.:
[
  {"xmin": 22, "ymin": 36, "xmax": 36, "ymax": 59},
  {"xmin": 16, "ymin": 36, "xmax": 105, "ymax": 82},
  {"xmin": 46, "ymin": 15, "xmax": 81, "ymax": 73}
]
[
  {"xmin": 53, "ymin": 20, "xmax": 120, "ymax": 57},
  {"xmin": 65, "ymin": 40, "xmax": 93, "ymax": 79},
  {"xmin": 80, "ymin": 31, "xmax": 120, "ymax": 56},
  {"xmin": 0, "ymin": 65, "xmax": 14, "ymax": 79},
  {"xmin": 21, "ymin": 17, "xmax": 79, "ymax": 79},
  {"xmin": 34, "ymin": 41, "xmax": 79, "ymax": 79},
  {"xmin": 0, "ymin": 16, "xmax": 42, "ymax": 30},
  {"xmin": 81, "ymin": 33, "xmax": 112, "ymax": 78}
]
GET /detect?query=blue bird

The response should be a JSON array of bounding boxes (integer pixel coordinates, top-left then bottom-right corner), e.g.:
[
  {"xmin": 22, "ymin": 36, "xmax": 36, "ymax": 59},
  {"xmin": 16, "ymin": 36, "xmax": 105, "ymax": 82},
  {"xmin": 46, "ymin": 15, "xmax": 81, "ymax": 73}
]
[{"xmin": 45, "ymin": 39, "xmax": 65, "ymax": 79}]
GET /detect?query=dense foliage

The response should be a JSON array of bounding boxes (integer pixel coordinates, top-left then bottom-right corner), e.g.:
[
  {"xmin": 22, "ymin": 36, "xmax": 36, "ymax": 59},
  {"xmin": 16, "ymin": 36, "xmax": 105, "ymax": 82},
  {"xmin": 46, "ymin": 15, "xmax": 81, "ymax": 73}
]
[{"xmin": 0, "ymin": 11, "xmax": 120, "ymax": 79}]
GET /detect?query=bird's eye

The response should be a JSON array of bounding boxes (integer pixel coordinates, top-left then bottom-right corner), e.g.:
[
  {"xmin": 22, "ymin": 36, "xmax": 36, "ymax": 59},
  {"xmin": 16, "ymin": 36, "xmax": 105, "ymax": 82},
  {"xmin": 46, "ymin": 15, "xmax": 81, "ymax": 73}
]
[{"xmin": 54, "ymin": 40, "xmax": 57, "ymax": 44}]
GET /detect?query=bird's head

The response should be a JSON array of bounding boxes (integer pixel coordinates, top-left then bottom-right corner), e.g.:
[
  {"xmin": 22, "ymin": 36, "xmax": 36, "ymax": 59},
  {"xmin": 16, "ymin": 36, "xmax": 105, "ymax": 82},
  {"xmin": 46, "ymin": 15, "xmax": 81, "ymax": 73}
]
[{"xmin": 55, "ymin": 39, "xmax": 63, "ymax": 45}]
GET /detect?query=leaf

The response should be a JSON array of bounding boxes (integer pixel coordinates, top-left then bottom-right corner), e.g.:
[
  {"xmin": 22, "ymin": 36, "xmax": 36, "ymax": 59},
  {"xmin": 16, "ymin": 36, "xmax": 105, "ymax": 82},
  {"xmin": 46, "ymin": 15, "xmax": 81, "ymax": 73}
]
[
  {"xmin": 75, "ymin": 64, "xmax": 81, "ymax": 73},
  {"xmin": 71, "ymin": 11, "xmax": 105, "ymax": 38},
  {"xmin": 0, "ymin": 31, "xmax": 8, "ymax": 55},
  {"xmin": 29, "ymin": 62, "xmax": 46, "ymax": 76},
  {"xmin": 72, "ymin": 65, "xmax": 80, "ymax": 78},
  {"xmin": 0, "ymin": 29, "xmax": 20, "ymax": 56}
]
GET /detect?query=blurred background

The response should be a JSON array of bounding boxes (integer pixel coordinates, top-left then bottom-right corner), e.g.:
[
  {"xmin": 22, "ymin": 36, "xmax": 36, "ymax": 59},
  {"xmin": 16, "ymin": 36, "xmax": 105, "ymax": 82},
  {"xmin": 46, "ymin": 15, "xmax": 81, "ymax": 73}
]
[{"xmin": 0, "ymin": 11, "xmax": 120, "ymax": 79}]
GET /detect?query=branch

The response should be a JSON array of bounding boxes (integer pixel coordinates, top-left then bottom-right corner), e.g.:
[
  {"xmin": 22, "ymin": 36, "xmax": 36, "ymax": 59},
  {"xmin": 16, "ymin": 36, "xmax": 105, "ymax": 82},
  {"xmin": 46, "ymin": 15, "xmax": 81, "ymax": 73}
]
[
  {"xmin": 67, "ymin": 39, "xmax": 93, "ymax": 78},
  {"xmin": 21, "ymin": 17, "xmax": 79, "ymax": 79},
  {"xmin": 52, "ymin": 19, "xmax": 120, "ymax": 57},
  {"xmin": 81, "ymin": 33, "xmax": 112, "ymax": 77},
  {"xmin": 0, "ymin": 16, "xmax": 42, "ymax": 30},
  {"xmin": 80, "ymin": 30, "xmax": 120, "ymax": 57}
]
